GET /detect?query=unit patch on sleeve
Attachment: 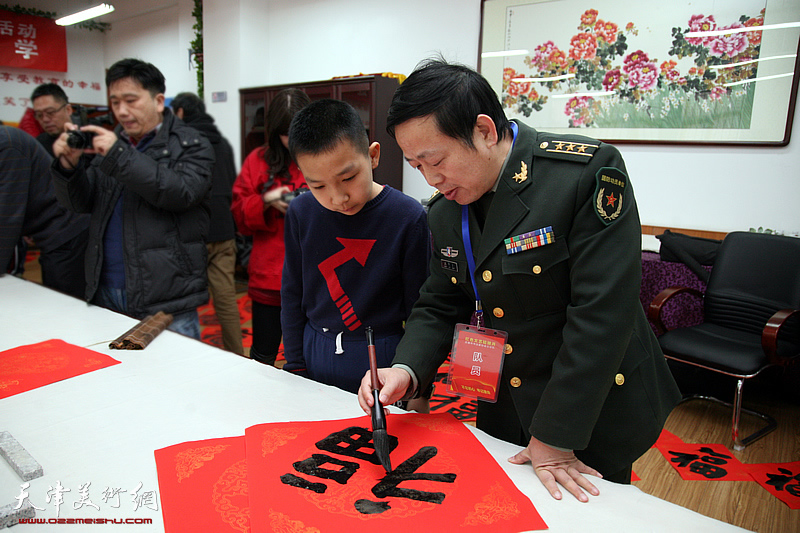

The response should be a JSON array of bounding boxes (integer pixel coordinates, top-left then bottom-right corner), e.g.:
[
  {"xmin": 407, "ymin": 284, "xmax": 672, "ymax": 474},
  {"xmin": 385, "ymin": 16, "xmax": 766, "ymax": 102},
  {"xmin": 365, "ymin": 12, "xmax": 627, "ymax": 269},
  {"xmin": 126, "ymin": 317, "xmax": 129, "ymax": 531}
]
[{"xmin": 594, "ymin": 167, "xmax": 627, "ymax": 225}]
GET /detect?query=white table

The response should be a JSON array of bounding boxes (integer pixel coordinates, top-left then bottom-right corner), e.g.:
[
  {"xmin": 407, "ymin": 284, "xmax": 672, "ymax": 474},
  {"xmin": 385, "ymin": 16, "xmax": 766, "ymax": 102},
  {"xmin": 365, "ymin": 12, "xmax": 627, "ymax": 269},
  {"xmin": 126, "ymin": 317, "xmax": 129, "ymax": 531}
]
[{"xmin": 0, "ymin": 275, "xmax": 749, "ymax": 532}]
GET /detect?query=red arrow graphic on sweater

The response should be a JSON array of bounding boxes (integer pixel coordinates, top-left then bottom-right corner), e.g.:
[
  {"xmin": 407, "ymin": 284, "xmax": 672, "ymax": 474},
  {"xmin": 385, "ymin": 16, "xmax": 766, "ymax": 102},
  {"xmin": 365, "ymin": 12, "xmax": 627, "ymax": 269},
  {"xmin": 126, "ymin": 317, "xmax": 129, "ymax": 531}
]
[{"xmin": 318, "ymin": 238, "xmax": 376, "ymax": 331}]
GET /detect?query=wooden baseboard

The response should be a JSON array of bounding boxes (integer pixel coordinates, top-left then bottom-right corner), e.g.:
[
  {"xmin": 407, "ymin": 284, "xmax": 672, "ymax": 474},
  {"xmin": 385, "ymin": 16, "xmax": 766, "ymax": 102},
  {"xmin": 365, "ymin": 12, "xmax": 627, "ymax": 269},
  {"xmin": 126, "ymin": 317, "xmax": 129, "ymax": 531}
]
[{"xmin": 641, "ymin": 225, "xmax": 728, "ymax": 241}]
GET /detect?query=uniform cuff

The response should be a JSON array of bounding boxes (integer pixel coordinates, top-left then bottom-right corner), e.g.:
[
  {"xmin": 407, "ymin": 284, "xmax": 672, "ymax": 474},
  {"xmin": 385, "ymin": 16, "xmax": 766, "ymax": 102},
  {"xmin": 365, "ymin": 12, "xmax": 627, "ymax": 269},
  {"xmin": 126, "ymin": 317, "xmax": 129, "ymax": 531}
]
[{"xmin": 391, "ymin": 364, "xmax": 419, "ymax": 400}]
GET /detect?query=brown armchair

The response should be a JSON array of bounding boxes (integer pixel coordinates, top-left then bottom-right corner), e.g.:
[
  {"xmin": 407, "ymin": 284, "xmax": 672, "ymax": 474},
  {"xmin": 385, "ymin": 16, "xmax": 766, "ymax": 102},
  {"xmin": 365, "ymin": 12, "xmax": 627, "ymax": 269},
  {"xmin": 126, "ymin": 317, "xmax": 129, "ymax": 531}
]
[{"xmin": 647, "ymin": 231, "xmax": 800, "ymax": 450}]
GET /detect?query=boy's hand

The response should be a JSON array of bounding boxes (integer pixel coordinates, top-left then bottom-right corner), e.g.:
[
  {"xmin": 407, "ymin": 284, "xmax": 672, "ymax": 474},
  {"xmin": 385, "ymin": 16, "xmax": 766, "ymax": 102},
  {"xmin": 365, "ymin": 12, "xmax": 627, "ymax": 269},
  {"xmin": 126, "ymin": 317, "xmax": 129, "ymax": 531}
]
[{"xmin": 357, "ymin": 367, "xmax": 411, "ymax": 413}]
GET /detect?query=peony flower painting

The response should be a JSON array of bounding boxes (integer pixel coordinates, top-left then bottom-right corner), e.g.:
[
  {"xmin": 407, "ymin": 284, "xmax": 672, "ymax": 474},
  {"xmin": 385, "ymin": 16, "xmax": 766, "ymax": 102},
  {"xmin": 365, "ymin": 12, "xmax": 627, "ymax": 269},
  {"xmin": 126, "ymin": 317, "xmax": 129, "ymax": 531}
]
[{"xmin": 485, "ymin": 0, "xmax": 799, "ymax": 142}]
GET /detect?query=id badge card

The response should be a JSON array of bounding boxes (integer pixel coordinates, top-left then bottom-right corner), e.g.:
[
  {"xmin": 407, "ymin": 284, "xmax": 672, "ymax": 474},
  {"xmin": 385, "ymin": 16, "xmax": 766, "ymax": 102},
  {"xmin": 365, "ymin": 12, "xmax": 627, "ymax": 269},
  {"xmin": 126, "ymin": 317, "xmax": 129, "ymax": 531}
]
[{"xmin": 447, "ymin": 323, "xmax": 508, "ymax": 403}]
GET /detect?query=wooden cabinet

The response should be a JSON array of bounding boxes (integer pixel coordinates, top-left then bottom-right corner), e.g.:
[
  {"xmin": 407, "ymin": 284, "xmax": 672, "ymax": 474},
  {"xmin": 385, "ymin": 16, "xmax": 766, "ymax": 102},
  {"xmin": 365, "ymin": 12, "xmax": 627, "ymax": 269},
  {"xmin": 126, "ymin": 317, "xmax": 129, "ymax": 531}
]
[{"xmin": 239, "ymin": 75, "xmax": 402, "ymax": 191}]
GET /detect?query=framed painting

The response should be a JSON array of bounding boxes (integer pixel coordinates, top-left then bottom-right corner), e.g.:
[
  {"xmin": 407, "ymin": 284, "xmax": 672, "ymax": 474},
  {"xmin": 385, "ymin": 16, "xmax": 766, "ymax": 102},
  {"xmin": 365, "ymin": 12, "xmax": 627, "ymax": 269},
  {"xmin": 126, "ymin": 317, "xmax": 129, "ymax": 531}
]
[{"xmin": 480, "ymin": 0, "xmax": 800, "ymax": 145}]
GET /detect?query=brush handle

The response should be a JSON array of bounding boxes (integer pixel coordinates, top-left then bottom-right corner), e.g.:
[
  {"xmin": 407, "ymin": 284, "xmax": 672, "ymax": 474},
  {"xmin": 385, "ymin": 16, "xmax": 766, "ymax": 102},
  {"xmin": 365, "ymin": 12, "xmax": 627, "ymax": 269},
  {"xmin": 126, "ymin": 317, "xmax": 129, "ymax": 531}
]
[
  {"xmin": 366, "ymin": 327, "xmax": 379, "ymax": 390},
  {"xmin": 368, "ymin": 346, "xmax": 379, "ymax": 390}
]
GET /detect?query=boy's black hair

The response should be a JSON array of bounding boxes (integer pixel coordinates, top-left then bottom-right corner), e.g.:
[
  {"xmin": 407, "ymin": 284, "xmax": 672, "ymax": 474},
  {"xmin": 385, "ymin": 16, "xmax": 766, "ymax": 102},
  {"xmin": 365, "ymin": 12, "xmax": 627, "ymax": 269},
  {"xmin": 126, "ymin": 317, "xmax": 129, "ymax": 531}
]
[
  {"xmin": 170, "ymin": 92, "xmax": 205, "ymax": 121},
  {"xmin": 386, "ymin": 57, "xmax": 511, "ymax": 148},
  {"xmin": 105, "ymin": 58, "xmax": 166, "ymax": 96},
  {"xmin": 288, "ymin": 99, "xmax": 370, "ymax": 160},
  {"xmin": 263, "ymin": 88, "xmax": 311, "ymax": 181},
  {"xmin": 31, "ymin": 83, "xmax": 69, "ymax": 104}
]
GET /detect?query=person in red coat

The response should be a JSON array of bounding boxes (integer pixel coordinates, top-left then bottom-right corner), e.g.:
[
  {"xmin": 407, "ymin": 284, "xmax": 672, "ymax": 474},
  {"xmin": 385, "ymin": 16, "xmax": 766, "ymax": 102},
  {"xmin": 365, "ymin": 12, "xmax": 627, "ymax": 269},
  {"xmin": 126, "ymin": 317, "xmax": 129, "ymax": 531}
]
[{"xmin": 232, "ymin": 88, "xmax": 311, "ymax": 365}]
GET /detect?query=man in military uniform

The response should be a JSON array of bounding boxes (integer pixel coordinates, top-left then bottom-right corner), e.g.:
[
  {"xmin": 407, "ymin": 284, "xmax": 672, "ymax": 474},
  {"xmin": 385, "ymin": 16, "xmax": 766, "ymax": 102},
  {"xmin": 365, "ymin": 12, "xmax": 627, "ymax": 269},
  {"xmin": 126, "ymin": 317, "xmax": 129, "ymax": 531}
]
[{"xmin": 357, "ymin": 59, "xmax": 681, "ymax": 502}]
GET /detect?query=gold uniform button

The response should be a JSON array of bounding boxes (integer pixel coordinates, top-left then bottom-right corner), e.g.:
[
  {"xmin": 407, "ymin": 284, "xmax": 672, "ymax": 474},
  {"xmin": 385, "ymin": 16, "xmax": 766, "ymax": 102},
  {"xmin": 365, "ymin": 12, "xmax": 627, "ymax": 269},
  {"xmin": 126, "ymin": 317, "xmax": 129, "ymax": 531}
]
[
  {"xmin": 540, "ymin": 141, "xmax": 548, "ymax": 149},
  {"xmin": 532, "ymin": 265, "xmax": 542, "ymax": 274},
  {"xmin": 510, "ymin": 377, "xmax": 522, "ymax": 387},
  {"xmin": 482, "ymin": 270, "xmax": 492, "ymax": 283},
  {"xmin": 615, "ymin": 373, "xmax": 625, "ymax": 386},
  {"xmin": 504, "ymin": 344, "xmax": 512, "ymax": 355},
  {"xmin": 450, "ymin": 277, "xmax": 458, "ymax": 285},
  {"xmin": 493, "ymin": 307, "xmax": 504, "ymax": 318}
]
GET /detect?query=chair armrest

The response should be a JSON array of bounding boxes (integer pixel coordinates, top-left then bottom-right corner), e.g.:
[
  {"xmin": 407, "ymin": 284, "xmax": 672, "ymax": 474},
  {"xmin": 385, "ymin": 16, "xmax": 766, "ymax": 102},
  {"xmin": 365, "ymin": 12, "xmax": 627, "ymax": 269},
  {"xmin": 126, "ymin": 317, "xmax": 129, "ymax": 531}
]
[
  {"xmin": 762, "ymin": 309, "xmax": 800, "ymax": 365},
  {"xmin": 647, "ymin": 286, "xmax": 704, "ymax": 336}
]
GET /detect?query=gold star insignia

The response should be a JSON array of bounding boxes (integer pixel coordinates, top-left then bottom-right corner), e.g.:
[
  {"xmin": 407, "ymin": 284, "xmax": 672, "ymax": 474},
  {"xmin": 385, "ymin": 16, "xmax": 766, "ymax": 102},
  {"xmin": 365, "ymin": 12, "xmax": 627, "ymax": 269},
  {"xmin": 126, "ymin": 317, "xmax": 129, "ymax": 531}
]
[
  {"xmin": 554, "ymin": 142, "xmax": 565, "ymax": 150},
  {"xmin": 565, "ymin": 143, "xmax": 576, "ymax": 152},
  {"xmin": 513, "ymin": 161, "xmax": 528, "ymax": 183},
  {"xmin": 576, "ymin": 145, "xmax": 587, "ymax": 153}
]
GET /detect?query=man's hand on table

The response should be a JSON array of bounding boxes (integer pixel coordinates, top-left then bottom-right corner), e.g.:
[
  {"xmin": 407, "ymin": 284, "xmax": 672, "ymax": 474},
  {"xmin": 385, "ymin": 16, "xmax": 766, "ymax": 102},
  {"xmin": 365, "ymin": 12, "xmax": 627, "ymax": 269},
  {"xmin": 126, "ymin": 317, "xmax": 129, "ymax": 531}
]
[{"xmin": 508, "ymin": 435, "xmax": 602, "ymax": 502}]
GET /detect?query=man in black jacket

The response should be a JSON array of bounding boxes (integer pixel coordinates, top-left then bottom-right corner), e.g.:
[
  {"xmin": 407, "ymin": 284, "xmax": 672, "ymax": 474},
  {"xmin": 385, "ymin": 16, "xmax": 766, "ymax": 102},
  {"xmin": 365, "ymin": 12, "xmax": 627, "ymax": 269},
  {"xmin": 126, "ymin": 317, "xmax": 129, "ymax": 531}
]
[
  {"xmin": 171, "ymin": 92, "xmax": 244, "ymax": 355},
  {"xmin": 51, "ymin": 59, "xmax": 214, "ymax": 339}
]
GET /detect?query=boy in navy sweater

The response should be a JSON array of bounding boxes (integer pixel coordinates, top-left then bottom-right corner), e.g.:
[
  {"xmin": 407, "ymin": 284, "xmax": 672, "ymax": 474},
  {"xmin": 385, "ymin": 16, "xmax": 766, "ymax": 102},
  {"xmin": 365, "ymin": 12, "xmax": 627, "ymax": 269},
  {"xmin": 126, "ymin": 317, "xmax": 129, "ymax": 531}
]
[{"xmin": 282, "ymin": 99, "xmax": 430, "ymax": 402}]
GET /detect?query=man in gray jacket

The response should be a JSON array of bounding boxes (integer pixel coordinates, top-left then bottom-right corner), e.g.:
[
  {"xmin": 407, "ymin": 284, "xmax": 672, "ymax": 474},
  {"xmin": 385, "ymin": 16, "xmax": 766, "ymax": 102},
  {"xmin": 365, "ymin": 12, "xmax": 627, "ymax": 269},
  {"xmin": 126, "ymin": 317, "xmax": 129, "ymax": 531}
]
[{"xmin": 51, "ymin": 58, "xmax": 214, "ymax": 338}]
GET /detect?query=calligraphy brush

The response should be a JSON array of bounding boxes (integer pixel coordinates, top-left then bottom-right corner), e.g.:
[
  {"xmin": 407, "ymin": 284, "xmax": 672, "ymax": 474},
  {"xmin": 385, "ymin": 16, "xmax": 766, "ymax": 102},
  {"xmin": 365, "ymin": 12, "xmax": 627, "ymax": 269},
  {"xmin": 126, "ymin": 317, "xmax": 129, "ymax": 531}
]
[{"xmin": 366, "ymin": 326, "xmax": 392, "ymax": 473}]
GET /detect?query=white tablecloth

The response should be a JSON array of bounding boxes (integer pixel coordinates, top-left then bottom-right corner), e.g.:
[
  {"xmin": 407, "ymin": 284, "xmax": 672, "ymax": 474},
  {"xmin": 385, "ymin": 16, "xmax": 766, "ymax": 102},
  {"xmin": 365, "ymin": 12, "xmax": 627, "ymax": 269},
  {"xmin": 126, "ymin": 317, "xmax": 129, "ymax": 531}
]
[{"xmin": 0, "ymin": 275, "xmax": 748, "ymax": 532}]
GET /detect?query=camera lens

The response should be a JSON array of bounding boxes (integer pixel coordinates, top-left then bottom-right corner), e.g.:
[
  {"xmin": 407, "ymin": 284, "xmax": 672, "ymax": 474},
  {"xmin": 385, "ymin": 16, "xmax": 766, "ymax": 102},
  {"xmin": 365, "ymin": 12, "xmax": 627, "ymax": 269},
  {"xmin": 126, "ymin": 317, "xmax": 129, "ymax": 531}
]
[{"xmin": 66, "ymin": 131, "xmax": 93, "ymax": 149}]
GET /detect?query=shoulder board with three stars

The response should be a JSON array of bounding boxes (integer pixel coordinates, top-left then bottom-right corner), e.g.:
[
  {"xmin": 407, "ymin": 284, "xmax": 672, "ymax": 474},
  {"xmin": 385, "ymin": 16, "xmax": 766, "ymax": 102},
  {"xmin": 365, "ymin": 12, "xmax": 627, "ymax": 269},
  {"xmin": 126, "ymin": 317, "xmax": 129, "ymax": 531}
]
[{"xmin": 534, "ymin": 136, "xmax": 600, "ymax": 164}]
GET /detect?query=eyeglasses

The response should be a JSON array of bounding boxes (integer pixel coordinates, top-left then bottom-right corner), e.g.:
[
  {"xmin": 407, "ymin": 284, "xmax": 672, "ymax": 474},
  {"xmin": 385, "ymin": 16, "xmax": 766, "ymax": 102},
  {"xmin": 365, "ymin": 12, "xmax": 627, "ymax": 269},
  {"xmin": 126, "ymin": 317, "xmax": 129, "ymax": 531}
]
[{"xmin": 34, "ymin": 103, "xmax": 67, "ymax": 120}]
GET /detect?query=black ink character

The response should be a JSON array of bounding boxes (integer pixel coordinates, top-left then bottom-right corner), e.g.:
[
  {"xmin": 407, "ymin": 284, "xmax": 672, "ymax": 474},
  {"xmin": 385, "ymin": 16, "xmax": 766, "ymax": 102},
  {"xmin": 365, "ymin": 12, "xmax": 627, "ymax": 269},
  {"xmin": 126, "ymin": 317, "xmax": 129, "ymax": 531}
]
[
  {"xmin": 371, "ymin": 446, "xmax": 456, "ymax": 504},
  {"xmin": 766, "ymin": 468, "xmax": 800, "ymax": 497},
  {"xmin": 316, "ymin": 426, "xmax": 398, "ymax": 465}
]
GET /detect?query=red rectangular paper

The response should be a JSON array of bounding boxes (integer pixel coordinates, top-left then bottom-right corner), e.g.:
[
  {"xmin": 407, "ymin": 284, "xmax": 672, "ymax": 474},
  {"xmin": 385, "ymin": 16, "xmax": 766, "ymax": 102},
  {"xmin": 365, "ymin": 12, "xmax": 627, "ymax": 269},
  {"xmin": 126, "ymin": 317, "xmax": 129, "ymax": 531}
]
[
  {"xmin": 744, "ymin": 460, "xmax": 800, "ymax": 509},
  {"xmin": 245, "ymin": 413, "xmax": 546, "ymax": 532},
  {"xmin": 0, "ymin": 10, "xmax": 67, "ymax": 72},
  {"xmin": 155, "ymin": 436, "xmax": 250, "ymax": 532},
  {"xmin": 655, "ymin": 441, "xmax": 751, "ymax": 481},
  {"xmin": 0, "ymin": 339, "xmax": 120, "ymax": 399}
]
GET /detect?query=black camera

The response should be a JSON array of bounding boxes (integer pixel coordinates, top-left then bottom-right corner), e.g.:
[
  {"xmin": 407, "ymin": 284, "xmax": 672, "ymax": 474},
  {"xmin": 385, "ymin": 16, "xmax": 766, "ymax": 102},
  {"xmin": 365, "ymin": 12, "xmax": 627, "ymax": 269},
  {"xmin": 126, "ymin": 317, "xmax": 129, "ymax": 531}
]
[
  {"xmin": 281, "ymin": 187, "xmax": 309, "ymax": 203},
  {"xmin": 66, "ymin": 130, "xmax": 96, "ymax": 150}
]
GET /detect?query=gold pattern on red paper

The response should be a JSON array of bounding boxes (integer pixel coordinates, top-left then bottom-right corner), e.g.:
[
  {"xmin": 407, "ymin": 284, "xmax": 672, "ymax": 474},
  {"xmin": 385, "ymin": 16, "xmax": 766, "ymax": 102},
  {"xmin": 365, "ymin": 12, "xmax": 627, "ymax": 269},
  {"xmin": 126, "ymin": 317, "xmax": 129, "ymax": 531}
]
[
  {"xmin": 0, "ymin": 350, "xmax": 70, "ymax": 374},
  {"xmin": 261, "ymin": 427, "xmax": 309, "ymax": 456},
  {"xmin": 268, "ymin": 510, "xmax": 321, "ymax": 532},
  {"xmin": 211, "ymin": 459, "xmax": 250, "ymax": 533},
  {"xmin": 405, "ymin": 414, "xmax": 460, "ymax": 434},
  {"xmin": 175, "ymin": 444, "xmax": 231, "ymax": 482},
  {"xmin": 0, "ymin": 380, "xmax": 21, "ymax": 390},
  {"xmin": 462, "ymin": 482, "xmax": 521, "ymax": 526}
]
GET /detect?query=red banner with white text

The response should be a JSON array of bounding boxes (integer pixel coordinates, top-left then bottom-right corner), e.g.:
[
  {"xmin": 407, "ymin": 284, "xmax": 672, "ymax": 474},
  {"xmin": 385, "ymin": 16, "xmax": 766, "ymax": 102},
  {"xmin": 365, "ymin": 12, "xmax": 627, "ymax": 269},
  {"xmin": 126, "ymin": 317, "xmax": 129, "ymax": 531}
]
[{"xmin": 0, "ymin": 10, "xmax": 67, "ymax": 72}]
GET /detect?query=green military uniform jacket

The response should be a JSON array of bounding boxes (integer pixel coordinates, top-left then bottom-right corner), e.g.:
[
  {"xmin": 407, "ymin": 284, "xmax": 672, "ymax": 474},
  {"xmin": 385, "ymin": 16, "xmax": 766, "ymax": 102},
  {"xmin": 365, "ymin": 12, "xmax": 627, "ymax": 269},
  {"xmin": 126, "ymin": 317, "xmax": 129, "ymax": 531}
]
[{"xmin": 394, "ymin": 120, "xmax": 681, "ymax": 475}]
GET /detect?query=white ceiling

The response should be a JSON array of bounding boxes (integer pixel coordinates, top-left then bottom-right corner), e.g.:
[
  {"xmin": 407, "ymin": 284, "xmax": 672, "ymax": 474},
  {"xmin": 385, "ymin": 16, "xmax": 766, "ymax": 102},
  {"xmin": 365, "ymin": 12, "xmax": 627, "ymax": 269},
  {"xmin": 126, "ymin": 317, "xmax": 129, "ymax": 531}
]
[{"xmin": 11, "ymin": 0, "xmax": 179, "ymax": 24}]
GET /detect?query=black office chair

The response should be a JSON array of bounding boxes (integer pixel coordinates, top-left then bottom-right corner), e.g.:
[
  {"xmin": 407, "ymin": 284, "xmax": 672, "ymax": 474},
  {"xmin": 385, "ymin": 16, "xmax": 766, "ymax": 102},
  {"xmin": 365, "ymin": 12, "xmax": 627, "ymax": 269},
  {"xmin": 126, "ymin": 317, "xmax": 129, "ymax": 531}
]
[{"xmin": 648, "ymin": 231, "xmax": 800, "ymax": 450}]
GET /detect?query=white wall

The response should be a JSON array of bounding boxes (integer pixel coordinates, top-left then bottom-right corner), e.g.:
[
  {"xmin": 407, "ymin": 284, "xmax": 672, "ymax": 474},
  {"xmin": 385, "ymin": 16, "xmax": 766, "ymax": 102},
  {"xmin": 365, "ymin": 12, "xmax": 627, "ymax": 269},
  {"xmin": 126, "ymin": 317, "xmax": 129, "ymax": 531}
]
[
  {"xmin": 619, "ymin": 119, "xmax": 800, "ymax": 236},
  {"xmin": 25, "ymin": 0, "xmax": 799, "ymax": 235},
  {"xmin": 102, "ymin": 0, "xmax": 197, "ymax": 100},
  {"xmin": 203, "ymin": 0, "xmax": 482, "ymax": 200}
]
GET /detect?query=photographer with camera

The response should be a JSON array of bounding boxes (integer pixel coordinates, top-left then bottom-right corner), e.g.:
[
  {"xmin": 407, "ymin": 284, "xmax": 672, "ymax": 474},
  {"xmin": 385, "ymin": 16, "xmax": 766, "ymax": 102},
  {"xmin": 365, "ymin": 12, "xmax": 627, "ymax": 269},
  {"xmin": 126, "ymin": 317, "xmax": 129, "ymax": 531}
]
[
  {"xmin": 51, "ymin": 58, "xmax": 214, "ymax": 339},
  {"xmin": 31, "ymin": 83, "xmax": 75, "ymax": 158},
  {"xmin": 231, "ymin": 88, "xmax": 310, "ymax": 365}
]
